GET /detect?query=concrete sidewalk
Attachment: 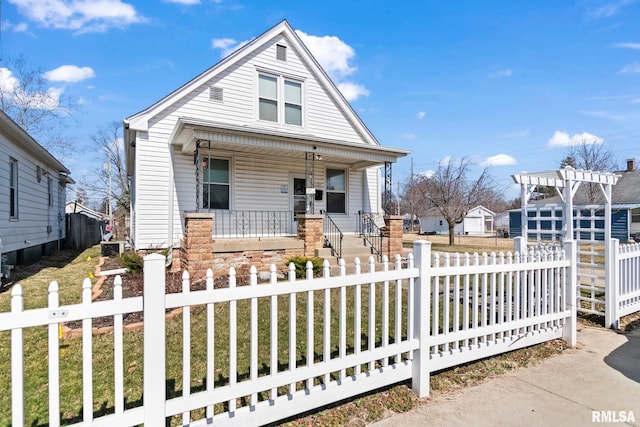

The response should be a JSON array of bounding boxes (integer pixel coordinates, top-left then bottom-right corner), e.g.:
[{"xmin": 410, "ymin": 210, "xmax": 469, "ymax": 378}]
[{"xmin": 371, "ymin": 326, "xmax": 640, "ymax": 427}]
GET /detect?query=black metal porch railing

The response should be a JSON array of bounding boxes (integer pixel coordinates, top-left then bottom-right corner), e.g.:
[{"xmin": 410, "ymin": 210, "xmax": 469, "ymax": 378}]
[
  {"xmin": 321, "ymin": 210, "xmax": 343, "ymax": 260},
  {"xmin": 212, "ymin": 210, "xmax": 295, "ymax": 238},
  {"xmin": 358, "ymin": 211, "xmax": 384, "ymax": 260}
]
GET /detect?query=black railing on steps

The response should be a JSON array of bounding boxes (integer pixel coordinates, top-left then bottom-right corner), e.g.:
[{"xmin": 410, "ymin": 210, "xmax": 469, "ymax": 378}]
[
  {"xmin": 357, "ymin": 211, "xmax": 384, "ymax": 261},
  {"xmin": 321, "ymin": 210, "xmax": 343, "ymax": 260}
]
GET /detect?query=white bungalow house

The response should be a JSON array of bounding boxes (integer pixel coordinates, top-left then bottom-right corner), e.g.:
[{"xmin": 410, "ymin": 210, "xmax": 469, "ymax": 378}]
[
  {"xmin": 124, "ymin": 20, "xmax": 409, "ymax": 270},
  {"xmin": 420, "ymin": 205, "xmax": 495, "ymax": 236},
  {"xmin": 0, "ymin": 110, "xmax": 73, "ymax": 276}
]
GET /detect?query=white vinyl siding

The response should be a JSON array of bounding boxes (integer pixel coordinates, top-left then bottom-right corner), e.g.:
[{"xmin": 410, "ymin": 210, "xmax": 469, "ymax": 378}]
[
  {"xmin": 130, "ymin": 32, "xmax": 383, "ymax": 248},
  {"xmin": 0, "ymin": 134, "xmax": 67, "ymax": 253}
]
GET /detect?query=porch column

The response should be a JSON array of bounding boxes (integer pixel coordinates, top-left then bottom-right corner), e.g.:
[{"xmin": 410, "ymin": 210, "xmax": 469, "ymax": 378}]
[
  {"xmin": 384, "ymin": 215, "xmax": 403, "ymax": 258},
  {"xmin": 297, "ymin": 214, "xmax": 324, "ymax": 257},
  {"xmin": 182, "ymin": 212, "xmax": 214, "ymax": 281}
]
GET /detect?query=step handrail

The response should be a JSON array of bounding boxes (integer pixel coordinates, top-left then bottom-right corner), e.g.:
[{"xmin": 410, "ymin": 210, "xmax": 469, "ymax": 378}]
[
  {"xmin": 320, "ymin": 210, "xmax": 343, "ymax": 260},
  {"xmin": 357, "ymin": 211, "xmax": 384, "ymax": 260}
]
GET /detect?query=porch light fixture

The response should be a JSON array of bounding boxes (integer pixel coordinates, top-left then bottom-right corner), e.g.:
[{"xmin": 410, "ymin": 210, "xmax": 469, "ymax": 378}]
[{"xmin": 316, "ymin": 154, "xmax": 322, "ymax": 160}]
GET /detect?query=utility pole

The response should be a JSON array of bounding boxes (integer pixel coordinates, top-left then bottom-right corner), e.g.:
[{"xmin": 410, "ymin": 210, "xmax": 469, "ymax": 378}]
[{"xmin": 410, "ymin": 157, "xmax": 415, "ymax": 231}]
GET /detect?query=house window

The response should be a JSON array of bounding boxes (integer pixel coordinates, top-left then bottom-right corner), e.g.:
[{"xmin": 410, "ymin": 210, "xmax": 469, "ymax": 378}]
[
  {"xmin": 258, "ymin": 73, "xmax": 303, "ymax": 126},
  {"xmin": 326, "ymin": 168, "xmax": 346, "ymax": 214},
  {"xmin": 632, "ymin": 208, "xmax": 640, "ymax": 223},
  {"xmin": 284, "ymin": 80, "xmax": 302, "ymax": 125},
  {"xmin": 48, "ymin": 176, "xmax": 53, "ymax": 207},
  {"xmin": 203, "ymin": 158, "xmax": 230, "ymax": 210},
  {"xmin": 9, "ymin": 158, "xmax": 18, "ymax": 218},
  {"xmin": 259, "ymin": 74, "xmax": 278, "ymax": 122}
]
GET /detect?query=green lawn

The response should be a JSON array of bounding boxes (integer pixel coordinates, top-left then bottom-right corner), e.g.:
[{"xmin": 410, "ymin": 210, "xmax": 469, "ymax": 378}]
[{"xmin": 0, "ymin": 243, "xmax": 568, "ymax": 426}]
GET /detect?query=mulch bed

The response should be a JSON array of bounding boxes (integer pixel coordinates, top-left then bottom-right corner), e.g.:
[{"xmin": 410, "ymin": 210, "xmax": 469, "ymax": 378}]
[{"xmin": 66, "ymin": 257, "xmax": 236, "ymax": 331}]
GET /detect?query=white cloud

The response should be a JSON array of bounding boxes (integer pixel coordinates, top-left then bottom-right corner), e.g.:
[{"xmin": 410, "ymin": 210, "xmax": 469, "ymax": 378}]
[
  {"xmin": 481, "ymin": 154, "xmax": 517, "ymax": 167},
  {"xmin": 164, "ymin": 0, "xmax": 200, "ymax": 4},
  {"xmin": 547, "ymin": 131, "xmax": 603, "ymax": 147},
  {"xmin": 417, "ymin": 111, "xmax": 426, "ymax": 120},
  {"xmin": 7, "ymin": 0, "xmax": 145, "ymax": 33},
  {"xmin": 489, "ymin": 69, "xmax": 512, "ymax": 78},
  {"xmin": 44, "ymin": 65, "xmax": 95, "ymax": 83},
  {"xmin": 587, "ymin": 0, "xmax": 634, "ymax": 19},
  {"xmin": 620, "ymin": 62, "xmax": 640, "ymax": 74},
  {"xmin": 2, "ymin": 20, "xmax": 29, "ymax": 32},
  {"xmin": 0, "ymin": 67, "xmax": 63, "ymax": 110},
  {"xmin": 296, "ymin": 30, "xmax": 369, "ymax": 101},
  {"xmin": 211, "ymin": 37, "xmax": 251, "ymax": 58},
  {"xmin": 612, "ymin": 42, "xmax": 640, "ymax": 49},
  {"xmin": 418, "ymin": 170, "xmax": 435, "ymax": 178},
  {"xmin": 337, "ymin": 81, "xmax": 369, "ymax": 101}
]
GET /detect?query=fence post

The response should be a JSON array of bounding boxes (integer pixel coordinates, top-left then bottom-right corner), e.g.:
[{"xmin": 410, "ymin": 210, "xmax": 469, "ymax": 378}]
[
  {"xmin": 514, "ymin": 236, "xmax": 527, "ymax": 255},
  {"xmin": 411, "ymin": 240, "xmax": 431, "ymax": 397},
  {"xmin": 562, "ymin": 240, "xmax": 577, "ymax": 346},
  {"xmin": 605, "ymin": 238, "xmax": 620, "ymax": 329},
  {"xmin": 143, "ymin": 253, "xmax": 167, "ymax": 425}
]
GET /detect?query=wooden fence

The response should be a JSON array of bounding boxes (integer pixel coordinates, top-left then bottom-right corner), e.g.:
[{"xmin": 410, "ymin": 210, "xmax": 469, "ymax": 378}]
[{"xmin": 0, "ymin": 240, "xmax": 577, "ymax": 426}]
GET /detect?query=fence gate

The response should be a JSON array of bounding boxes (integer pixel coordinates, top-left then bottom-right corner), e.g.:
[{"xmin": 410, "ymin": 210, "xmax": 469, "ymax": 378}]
[{"xmin": 574, "ymin": 207, "xmax": 606, "ymax": 316}]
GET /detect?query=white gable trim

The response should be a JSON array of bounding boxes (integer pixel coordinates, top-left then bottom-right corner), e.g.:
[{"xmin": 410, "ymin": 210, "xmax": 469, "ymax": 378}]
[{"xmin": 125, "ymin": 20, "xmax": 379, "ymax": 146}]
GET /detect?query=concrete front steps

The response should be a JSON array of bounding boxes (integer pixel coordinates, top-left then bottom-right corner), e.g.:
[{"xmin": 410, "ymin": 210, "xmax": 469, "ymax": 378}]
[{"xmin": 315, "ymin": 235, "xmax": 386, "ymax": 275}]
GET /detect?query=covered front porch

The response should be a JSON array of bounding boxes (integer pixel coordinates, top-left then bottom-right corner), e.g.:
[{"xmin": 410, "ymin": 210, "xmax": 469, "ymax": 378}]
[{"xmin": 168, "ymin": 118, "xmax": 409, "ymax": 276}]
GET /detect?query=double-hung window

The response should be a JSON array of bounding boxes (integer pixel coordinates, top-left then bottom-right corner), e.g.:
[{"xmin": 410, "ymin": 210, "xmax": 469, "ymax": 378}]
[
  {"xmin": 9, "ymin": 158, "xmax": 18, "ymax": 218},
  {"xmin": 258, "ymin": 73, "xmax": 302, "ymax": 126},
  {"xmin": 632, "ymin": 208, "xmax": 640, "ymax": 223},
  {"xmin": 203, "ymin": 158, "xmax": 230, "ymax": 210},
  {"xmin": 326, "ymin": 168, "xmax": 346, "ymax": 214},
  {"xmin": 259, "ymin": 74, "xmax": 278, "ymax": 122}
]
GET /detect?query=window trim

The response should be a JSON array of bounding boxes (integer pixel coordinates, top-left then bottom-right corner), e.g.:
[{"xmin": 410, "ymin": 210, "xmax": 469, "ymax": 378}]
[
  {"xmin": 9, "ymin": 157, "xmax": 18, "ymax": 219},
  {"xmin": 631, "ymin": 208, "xmax": 640, "ymax": 223},
  {"xmin": 256, "ymin": 70, "xmax": 304, "ymax": 127},
  {"xmin": 202, "ymin": 155, "xmax": 232, "ymax": 210},
  {"xmin": 325, "ymin": 168, "xmax": 348, "ymax": 215}
]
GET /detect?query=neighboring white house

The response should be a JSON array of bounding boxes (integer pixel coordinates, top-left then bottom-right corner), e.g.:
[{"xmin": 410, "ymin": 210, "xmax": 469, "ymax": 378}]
[
  {"xmin": 420, "ymin": 205, "xmax": 495, "ymax": 236},
  {"xmin": 124, "ymin": 20, "xmax": 410, "ymax": 251},
  {"xmin": 0, "ymin": 110, "xmax": 73, "ymax": 273},
  {"xmin": 65, "ymin": 201, "xmax": 107, "ymax": 221}
]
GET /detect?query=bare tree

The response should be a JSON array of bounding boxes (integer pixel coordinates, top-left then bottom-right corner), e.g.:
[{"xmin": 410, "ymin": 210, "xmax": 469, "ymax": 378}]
[
  {"xmin": 0, "ymin": 55, "xmax": 77, "ymax": 157},
  {"xmin": 567, "ymin": 141, "xmax": 617, "ymax": 203},
  {"xmin": 79, "ymin": 121, "xmax": 130, "ymax": 234},
  {"xmin": 421, "ymin": 158, "xmax": 493, "ymax": 245}
]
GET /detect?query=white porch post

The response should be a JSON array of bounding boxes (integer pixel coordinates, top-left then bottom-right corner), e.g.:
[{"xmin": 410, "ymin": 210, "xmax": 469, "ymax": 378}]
[{"xmin": 412, "ymin": 240, "xmax": 431, "ymax": 397}]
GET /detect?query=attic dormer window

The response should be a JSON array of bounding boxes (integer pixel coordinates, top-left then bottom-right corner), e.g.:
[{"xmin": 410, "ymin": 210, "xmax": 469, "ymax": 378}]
[
  {"xmin": 258, "ymin": 72, "xmax": 303, "ymax": 126},
  {"xmin": 276, "ymin": 44, "xmax": 287, "ymax": 61}
]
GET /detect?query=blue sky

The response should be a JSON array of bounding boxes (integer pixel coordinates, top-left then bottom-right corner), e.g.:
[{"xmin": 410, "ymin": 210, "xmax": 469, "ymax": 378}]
[{"xmin": 2, "ymin": 0, "xmax": 640, "ymax": 202}]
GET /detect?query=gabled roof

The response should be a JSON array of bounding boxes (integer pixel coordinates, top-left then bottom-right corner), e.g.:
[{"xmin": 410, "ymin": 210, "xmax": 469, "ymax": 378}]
[
  {"xmin": 124, "ymin": 20, "xmax": 379, "ymax": 147},
  {"xmin": 0, "ymin": 110, "xmax": 72, "ymax": 179},
  {"xmin": 420, "ymin": 205, "xmax": 494, "ymax": 218}
]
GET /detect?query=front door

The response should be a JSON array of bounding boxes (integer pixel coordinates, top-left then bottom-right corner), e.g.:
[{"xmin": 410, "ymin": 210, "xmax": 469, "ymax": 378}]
[{"xmin": 289, "ymin": 176, "xmax": 307, "ymax": 222}]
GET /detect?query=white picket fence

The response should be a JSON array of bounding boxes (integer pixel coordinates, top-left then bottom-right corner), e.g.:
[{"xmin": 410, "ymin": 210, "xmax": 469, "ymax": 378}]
[
  {"xmin": 0, "ymin": 240, "xmax": 577, "ymax": 426},
  {"xmin": 609, "ymin": 240, "xmax": 640, "ymax": 326}
]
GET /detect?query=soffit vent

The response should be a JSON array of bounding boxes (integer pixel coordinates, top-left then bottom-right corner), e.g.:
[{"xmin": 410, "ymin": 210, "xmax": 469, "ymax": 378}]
[
  {"xmin": 276, "ymin": 44, "xmax": 287, "ymax": 61},
  {"xmin": 209, "ymin": 86, "xmax": 223, "ymax": 102}
]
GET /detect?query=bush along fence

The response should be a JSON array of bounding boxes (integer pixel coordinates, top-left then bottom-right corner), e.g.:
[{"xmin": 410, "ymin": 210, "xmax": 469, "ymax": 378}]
[{"xmin": 1, "ymin": 240, "xmax": 579, "ymax": 426}]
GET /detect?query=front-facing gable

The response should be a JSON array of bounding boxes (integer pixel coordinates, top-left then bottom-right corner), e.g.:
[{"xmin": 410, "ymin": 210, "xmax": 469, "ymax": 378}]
[{"xmin": 124, "ymin": 20, "xmax": 398, "ymax": 173}]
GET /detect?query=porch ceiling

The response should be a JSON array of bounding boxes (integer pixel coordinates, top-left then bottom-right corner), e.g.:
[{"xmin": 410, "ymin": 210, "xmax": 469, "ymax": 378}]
[{"xmin": 169, "ymin": 118, "xmax": 410, "ymax": 169}]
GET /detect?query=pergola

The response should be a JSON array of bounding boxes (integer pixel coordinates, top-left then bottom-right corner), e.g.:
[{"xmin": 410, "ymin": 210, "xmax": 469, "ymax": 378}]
[{"xmin": 511, "ymin": 167, "xmax": 620, "ymax": 244}]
